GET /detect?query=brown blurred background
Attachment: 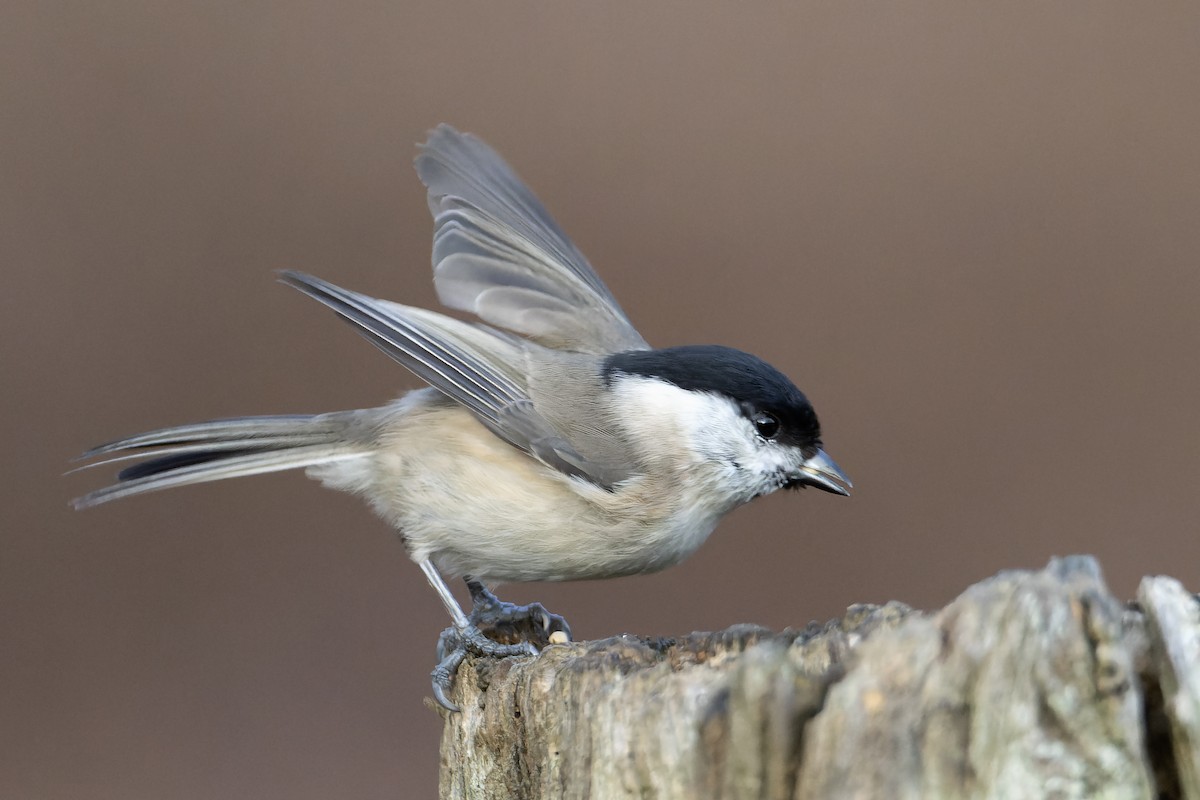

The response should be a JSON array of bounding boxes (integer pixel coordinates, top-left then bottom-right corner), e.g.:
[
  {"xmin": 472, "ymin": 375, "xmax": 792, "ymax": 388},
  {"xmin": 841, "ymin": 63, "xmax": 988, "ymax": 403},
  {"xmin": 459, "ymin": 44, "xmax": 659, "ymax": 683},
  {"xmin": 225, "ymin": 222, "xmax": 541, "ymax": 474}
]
[{"xmin": 4, "ymin": 3, "xmax": 1199, "ymax": 797}]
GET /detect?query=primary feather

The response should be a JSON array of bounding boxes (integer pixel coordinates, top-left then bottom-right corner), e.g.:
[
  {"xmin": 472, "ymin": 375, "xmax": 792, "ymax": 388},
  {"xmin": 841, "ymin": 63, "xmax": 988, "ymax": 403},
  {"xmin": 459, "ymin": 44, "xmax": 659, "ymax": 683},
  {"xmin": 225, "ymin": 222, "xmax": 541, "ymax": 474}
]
[
  {"xmin": 417, "ymin": 125, "xmax": 648, "ymax": 354},
  {"xmin": 278, "ymin": 271, "xmax": 635, "ymax": 488}
]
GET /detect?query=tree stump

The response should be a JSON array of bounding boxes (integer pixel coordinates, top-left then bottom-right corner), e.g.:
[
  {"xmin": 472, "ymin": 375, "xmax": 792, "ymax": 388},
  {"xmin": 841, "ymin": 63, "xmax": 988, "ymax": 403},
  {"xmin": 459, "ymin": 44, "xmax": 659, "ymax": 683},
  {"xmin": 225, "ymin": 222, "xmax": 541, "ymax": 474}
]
[{"xmin": 437, "ymin": 557, "xmax": 1199, "ymax": 799}]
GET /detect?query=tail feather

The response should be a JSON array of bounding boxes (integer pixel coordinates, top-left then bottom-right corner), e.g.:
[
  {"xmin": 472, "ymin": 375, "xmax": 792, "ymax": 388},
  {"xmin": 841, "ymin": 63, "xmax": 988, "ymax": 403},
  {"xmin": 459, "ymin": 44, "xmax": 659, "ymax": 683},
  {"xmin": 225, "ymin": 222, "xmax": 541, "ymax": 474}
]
[
  {"xmin": 78, "ymin": 415, "xmax": 344, "ymax": 458},
  {"xmin": 72, "ymin": 415, "xmax": 370, "ymax": 509}
]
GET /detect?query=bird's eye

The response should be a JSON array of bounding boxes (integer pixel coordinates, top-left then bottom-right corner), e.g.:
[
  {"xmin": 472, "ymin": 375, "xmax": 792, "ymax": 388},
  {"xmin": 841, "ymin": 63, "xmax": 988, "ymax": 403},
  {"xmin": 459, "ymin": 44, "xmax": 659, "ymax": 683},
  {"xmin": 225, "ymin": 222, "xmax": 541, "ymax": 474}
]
[{"xmin": 751, "ymin": 411, "xmax": 780, "ymax": 439}]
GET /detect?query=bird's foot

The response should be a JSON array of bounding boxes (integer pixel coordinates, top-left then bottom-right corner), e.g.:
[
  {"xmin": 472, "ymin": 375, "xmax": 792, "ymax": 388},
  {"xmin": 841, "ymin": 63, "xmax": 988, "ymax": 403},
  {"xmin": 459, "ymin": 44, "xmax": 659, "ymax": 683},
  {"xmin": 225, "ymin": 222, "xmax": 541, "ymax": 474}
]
[
  {"xmin": 430, "ymin": 583, "xmax": 572, "ymax": 712},
  {"xmin": 464, "ymin": 581, "xmax": 572, "ymax": 648}
]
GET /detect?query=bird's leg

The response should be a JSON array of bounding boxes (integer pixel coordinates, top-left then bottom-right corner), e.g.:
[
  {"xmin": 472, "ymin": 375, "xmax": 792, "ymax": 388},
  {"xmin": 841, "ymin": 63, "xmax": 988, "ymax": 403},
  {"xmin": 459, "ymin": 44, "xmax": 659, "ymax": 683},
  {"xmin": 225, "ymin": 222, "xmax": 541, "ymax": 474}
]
[{"xmin": 419, "ymin": 560, "xmax": 570, "ymax": 712}]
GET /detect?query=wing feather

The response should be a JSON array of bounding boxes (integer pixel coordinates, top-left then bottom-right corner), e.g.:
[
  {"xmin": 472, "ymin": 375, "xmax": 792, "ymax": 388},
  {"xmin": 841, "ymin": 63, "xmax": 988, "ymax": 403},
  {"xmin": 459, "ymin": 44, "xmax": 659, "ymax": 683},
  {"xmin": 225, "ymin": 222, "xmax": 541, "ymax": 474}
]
[
  {"xmin": 280, "ymin": 271, "xmax": 633, "ymax": 488},
  {"xmin": 416, "ymin": 125, "xmax": 648, "ymax": 354}
]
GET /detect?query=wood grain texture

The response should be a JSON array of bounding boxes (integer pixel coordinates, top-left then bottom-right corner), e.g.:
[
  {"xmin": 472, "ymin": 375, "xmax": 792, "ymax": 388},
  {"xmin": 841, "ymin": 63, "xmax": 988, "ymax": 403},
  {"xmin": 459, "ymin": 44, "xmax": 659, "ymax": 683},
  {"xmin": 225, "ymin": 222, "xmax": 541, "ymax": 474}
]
[
  {"xmin": 438, "ymin": 557, "xmax": 1197, "ymax": 799},
  {"xmin": 1138, "ymin": 576, "xmax": 1200, "ymax": 799}
]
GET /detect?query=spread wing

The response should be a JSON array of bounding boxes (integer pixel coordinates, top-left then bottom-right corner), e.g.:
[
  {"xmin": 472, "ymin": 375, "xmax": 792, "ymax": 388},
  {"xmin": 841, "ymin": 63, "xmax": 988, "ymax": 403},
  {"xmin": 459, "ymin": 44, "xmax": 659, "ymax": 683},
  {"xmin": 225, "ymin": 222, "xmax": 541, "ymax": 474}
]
[
  {"xmin": 280, "ymin": 271, "xmax": 634, "ymax": 488},
  {"xmin": 415, "ymin": 125, "xmax": 649, "ymax": 354}
]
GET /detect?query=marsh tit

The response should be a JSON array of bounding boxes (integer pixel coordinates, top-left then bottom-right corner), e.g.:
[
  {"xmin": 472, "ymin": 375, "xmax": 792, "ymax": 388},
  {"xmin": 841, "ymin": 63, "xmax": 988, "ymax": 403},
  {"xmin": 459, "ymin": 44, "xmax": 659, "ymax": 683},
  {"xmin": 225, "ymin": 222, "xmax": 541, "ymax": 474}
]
[{"xmin": 74, "ymin": 125, "xmax": 851, "ymax": 710}]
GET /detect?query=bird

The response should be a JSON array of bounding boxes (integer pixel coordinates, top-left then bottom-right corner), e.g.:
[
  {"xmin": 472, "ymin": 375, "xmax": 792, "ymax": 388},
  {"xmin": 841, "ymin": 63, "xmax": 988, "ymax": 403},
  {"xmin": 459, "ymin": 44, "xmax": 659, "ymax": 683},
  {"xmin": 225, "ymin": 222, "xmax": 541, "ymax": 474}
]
[{"xmin": 73, "ymin": 124, "xmax": 851, "ymax": 710}]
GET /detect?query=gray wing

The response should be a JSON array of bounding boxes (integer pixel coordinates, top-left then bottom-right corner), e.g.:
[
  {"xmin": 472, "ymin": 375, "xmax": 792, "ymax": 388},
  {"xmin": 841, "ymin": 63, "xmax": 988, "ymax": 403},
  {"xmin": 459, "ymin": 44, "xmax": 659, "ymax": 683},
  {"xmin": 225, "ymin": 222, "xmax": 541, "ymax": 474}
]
[
  {"xmin": 416, "ymin": 125, "xmax": 649, "ymax": 354},
  {"xmin": 279, "ymin": 271, "xmax": 634, "ymax": 488}
]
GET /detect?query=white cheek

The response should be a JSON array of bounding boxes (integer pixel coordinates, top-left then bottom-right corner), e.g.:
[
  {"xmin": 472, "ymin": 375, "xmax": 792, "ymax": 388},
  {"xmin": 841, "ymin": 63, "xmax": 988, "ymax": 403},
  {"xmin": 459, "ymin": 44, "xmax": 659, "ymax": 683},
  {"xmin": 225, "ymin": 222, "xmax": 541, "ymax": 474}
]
[
  {"xmin": 741, "ymin": 440, "xmax": 795, "ymax": 475},
  {"xmin": 610, "ymin": 377, "xmax": 793, "ymax": 491},
  {"xmin": 609, "ymin": 377, "xmax": 738, "ymax": 461}
]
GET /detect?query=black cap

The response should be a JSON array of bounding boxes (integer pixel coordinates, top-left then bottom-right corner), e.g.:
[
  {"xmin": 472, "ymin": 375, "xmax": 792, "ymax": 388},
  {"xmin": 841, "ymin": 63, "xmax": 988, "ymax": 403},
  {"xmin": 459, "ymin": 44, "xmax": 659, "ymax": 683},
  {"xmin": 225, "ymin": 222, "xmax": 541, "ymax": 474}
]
[{"xmin": 603, "ymin": 345, "xmax": 823, "ymax": 452}]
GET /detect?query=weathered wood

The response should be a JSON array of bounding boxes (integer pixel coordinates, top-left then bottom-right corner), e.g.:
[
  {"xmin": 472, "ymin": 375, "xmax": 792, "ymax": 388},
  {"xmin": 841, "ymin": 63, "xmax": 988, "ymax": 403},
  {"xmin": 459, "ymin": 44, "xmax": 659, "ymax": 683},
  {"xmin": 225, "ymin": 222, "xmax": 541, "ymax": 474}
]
[
  {"xmin": 437, "ymin": 557, "xmax": 1196, "ymax": 799},
  {"xmin": 1139, "ymin": 576, "xmax": 1200, "ymax": 798}
]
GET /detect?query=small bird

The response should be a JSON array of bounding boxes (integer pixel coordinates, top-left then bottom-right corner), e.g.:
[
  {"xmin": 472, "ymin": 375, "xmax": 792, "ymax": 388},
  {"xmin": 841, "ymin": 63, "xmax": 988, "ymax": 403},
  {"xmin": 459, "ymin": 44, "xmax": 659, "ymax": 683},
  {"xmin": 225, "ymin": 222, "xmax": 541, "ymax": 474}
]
[{"xmin": 73, "ymin": 125, "xmax": 851, "ymax": 710}]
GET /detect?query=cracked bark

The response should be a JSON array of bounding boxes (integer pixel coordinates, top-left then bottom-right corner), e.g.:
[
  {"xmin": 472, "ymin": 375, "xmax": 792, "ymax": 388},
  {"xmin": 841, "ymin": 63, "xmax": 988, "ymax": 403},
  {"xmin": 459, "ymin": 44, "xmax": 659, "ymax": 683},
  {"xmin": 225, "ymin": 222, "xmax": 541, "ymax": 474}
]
[{"xmin": 436, "ymin": 557, "xmax": 1199, "ymax": 799}]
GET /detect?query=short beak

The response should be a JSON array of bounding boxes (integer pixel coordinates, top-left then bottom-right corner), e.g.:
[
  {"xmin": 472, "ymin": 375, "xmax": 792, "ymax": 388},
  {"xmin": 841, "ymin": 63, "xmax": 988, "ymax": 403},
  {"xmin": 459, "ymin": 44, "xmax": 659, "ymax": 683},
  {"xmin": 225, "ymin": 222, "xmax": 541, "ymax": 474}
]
[{"xmin": 795, "ymin": 450, "xmax": 852, "ymax": 496}]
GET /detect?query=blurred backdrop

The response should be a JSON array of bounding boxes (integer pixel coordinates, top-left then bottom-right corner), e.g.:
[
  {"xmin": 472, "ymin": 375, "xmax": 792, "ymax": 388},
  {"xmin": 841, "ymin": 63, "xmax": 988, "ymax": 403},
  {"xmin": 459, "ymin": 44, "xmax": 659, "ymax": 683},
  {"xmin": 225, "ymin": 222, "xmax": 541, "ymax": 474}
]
[{"xmin": 5, "ymin": 3, "xmax": 1199, "ymax": 798}]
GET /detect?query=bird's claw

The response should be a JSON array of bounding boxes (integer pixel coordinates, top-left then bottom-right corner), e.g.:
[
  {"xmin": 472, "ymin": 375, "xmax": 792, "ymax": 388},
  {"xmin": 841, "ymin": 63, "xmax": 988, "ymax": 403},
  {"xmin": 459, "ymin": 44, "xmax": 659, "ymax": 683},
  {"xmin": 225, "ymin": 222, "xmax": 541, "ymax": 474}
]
[
  {"xmin": 431, "ymin": 647, "xmax": 467, "ymax": 712},
  {"xmin": 430, "ymin": 589, "xmax": 572, "ymax": 712},
  {"xmin": 431, "ymin": 623, "xmax": 540, "ymax": 712},
  {"xmin": 465, "ymin": 583, "xmax": 573, "ymax": 647}
]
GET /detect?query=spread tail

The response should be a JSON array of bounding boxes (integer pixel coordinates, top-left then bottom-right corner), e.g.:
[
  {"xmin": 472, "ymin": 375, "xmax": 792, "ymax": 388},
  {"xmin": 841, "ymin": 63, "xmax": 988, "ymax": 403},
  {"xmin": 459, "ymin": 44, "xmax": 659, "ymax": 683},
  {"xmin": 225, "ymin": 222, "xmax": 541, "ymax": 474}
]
[{"xmin": 71, "ymin": 413, "xmax": 371, "ymax": 509}]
